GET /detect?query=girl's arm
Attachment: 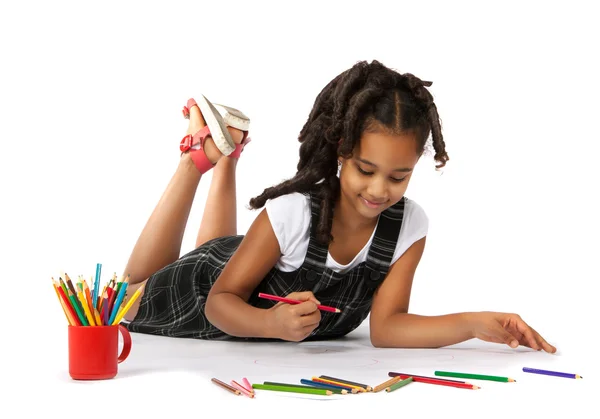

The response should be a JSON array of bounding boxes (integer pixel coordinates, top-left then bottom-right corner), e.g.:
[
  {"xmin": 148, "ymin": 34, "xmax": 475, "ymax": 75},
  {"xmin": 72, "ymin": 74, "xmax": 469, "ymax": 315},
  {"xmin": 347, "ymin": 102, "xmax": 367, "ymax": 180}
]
[
  {"xmin": 205, "ymin": 209, "xmax": 282, "ymax": 338},
  {"xmin": 369, "ymin": 237, "xmax": 555, "ymax": 352},
  {"xmin": 205, "ymin": 209, "xmax": 322, "ymax": 341}
]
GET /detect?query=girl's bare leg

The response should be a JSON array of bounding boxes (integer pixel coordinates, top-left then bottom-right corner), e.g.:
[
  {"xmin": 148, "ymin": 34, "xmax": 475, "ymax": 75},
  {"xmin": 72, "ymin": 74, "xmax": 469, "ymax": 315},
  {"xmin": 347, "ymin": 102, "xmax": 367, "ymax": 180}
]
[
  {"xmin": 121, "ymin": 104, "xmax": 243, "ymax": 321},
  {"xmin": 195, "ymin": 156, "xmax": 240, "ymax": 247}
]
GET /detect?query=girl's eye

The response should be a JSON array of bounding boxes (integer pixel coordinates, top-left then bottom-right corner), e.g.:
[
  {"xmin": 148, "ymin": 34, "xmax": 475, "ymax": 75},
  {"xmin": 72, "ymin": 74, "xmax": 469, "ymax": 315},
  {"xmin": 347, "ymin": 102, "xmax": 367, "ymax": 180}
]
[
  {"xmin": 357, "ymin": 167, "xmax": 373, "ymax": 176},
  {"xmin": 390, "ymin": 177, "xmax": 407, "ymax": 183}
]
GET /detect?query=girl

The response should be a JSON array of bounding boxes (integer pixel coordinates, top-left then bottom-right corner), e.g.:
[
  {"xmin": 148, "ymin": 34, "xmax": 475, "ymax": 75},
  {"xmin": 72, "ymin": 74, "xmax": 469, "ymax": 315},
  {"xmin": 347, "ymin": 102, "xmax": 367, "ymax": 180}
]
[{"xmin": 121, "ymin": 60, "xmax": 556, "ymax": 353}]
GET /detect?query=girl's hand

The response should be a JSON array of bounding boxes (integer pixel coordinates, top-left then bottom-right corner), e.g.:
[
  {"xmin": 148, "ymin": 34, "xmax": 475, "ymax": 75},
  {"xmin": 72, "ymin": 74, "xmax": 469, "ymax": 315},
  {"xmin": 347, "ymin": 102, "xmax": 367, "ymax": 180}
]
[
  {"xmin": 468, "ymin": 311, "xmax": 556, "ymax": 353},
  {"xmin": 267, "ymin": 291, "xmax": 321, "ymax": 342}
]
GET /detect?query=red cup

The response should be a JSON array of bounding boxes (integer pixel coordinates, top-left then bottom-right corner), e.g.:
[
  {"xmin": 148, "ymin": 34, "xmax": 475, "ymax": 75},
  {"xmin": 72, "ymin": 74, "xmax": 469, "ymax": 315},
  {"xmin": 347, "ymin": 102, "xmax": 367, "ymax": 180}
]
[{"xmin": 68, "ymin": 324, "xmax": 132, "ymax": 380}]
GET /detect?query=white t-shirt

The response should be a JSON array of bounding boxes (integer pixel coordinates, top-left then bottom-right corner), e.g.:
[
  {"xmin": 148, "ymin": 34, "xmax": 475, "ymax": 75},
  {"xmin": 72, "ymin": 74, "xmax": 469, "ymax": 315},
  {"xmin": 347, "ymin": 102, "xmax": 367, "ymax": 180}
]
[{"xmin": 265, "ymin": 193, "xmax": 428, "ymax": 274}]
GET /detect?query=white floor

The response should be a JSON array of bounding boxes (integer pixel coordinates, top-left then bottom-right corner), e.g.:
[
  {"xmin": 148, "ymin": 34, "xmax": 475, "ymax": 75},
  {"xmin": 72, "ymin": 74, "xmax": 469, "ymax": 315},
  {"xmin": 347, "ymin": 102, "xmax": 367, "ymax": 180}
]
[{"xmin": 10, "ymin": 317, "xmax": 594, "ymax": 419}]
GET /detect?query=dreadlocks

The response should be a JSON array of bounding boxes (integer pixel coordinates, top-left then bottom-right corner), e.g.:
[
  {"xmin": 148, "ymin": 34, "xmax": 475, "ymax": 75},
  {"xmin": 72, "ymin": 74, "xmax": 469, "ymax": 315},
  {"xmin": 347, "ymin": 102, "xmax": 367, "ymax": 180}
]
[{"xmin": 249, "ymin": 60, "xmax": 448, "ymax": 244}]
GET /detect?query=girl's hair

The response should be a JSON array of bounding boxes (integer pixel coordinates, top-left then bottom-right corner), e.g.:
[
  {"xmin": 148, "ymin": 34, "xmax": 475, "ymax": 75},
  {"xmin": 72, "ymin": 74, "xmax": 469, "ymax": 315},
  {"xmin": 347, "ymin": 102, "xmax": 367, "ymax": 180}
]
[{"xmin": 249, "ymin": 60, "xmax": 448, "ymax": 244}]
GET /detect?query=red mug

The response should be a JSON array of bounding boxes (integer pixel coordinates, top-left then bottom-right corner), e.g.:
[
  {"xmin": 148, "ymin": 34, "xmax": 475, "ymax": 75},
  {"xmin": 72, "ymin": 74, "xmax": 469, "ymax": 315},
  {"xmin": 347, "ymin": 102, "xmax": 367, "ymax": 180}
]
[{"xmin": 68, "ymin": 324, "xmax": 132, "ymax": 380}]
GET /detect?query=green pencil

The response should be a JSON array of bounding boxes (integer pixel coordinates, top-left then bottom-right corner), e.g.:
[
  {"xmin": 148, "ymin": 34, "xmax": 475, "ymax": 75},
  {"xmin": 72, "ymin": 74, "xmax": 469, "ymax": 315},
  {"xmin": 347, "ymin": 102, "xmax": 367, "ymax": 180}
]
[
  {"xmin": 264, "ymin": 381, "xmax": 348, "ymax": 394},
  {"xmin": 252, "ymin": 383, "xmax": 332, "ymax": 395},
  {"xmin": 435, "ymin": 371, "xmax": 516, "ymax": 382},
  {"xmin": 386, "ymin": 376, "xmax": 413, "ymax": 392},
  {"xmin": 68, "ymin": 289, "xmax": 89, "ymax": 326}
]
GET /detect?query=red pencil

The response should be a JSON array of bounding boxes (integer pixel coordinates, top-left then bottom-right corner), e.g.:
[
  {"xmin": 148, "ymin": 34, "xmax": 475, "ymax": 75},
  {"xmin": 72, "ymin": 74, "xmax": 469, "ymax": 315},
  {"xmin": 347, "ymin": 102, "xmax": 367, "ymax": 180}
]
[
  {"xmin": 388, "ymin": 373, "xmax": 479, "ymax": 390},
  {"xmin": 258, "ymin": 292, "xmax": 341, "ymax": 313}
]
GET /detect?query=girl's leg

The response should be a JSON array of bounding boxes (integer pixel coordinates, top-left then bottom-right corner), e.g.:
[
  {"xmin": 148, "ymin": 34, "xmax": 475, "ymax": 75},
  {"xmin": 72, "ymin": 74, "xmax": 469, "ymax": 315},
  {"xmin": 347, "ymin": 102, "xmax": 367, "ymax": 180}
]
[
  {"xmin": 121, "ymin": 104, "xmax": 243, "ymax": 320},
  {"xmin": 195, "ymin": 156, "xmax": 240, "ymax": 247}
]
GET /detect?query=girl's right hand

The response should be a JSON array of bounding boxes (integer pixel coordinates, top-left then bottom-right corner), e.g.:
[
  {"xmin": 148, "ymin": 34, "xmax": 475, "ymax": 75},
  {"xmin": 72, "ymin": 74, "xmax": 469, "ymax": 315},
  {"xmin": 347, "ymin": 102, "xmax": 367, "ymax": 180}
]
[{"xmin": 267, "ymin": 291, "xmax": 322, "ymax": 342}]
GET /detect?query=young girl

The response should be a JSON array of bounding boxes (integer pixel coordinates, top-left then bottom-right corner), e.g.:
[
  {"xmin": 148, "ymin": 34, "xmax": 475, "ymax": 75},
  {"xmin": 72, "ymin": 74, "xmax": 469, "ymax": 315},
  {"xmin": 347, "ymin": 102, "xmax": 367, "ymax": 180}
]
[{"xmin": 121, "ymin": 60, "xmax": 556, "ymax": 353}]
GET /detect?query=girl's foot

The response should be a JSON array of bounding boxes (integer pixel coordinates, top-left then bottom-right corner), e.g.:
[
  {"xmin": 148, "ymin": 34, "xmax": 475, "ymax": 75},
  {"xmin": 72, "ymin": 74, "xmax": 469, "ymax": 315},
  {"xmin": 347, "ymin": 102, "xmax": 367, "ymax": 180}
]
[{"xmin": 183, "ymin": 103, "xmax": 245, "ymax": 166}]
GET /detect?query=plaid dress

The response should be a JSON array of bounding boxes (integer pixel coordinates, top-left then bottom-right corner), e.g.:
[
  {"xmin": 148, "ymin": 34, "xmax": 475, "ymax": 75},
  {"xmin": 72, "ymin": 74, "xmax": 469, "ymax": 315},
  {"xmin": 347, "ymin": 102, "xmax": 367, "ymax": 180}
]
[{"xmin": 125, "ymin": 190, "xmax": 406, "ymax": 340}]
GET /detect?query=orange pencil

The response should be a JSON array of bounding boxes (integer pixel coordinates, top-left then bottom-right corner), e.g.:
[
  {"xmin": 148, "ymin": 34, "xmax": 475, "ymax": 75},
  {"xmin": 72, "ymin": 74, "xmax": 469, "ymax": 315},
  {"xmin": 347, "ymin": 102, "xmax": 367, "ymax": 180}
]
[{"xmin": 52, "ymin": 279, "xmax": 74, "ymax": 325}]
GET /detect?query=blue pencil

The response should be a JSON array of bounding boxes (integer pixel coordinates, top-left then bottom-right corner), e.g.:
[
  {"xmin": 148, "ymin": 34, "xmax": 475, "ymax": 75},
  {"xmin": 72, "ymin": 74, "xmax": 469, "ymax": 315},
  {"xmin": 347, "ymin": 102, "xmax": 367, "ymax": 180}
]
[
  {"xmin": 301, "ymin": 379, "xmax": 355, "ymax": 392},
  {"xmin": 92, "ymin": 263, "xmax": 102, "ymax": 308},
  {"xmin": 108, "ymin": 277, "xmax": 129, "ymax": 325},
  {"xmin": 523, "ymin": 367, "xmax": 582, "ymax": 379}
]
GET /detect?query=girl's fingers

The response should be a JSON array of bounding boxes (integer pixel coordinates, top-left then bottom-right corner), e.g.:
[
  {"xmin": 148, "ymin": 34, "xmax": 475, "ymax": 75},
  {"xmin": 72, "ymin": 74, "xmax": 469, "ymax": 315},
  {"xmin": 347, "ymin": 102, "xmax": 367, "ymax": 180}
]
[
  {"xmin": 531, "ymin": 328, "xmax": 557, "ymax": 353},
  {"xmin": 493, "ymin": 323, "xmax": 520, "ymax": 348},
  {"xmin": 516, "ymin": 320, "xmax": 540, "ymax": 350}
]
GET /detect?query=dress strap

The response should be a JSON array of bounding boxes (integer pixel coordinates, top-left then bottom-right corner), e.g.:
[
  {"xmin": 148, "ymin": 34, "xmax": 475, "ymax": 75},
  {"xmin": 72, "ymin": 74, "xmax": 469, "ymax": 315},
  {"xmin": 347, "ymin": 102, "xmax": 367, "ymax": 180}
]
[
  {"xmin": 363, "ymin": 197, "xmax": 406, "ymax": 289},
  {"xmin": 298, "ymin": 190, "xmax": 329, "ymax": 286}
]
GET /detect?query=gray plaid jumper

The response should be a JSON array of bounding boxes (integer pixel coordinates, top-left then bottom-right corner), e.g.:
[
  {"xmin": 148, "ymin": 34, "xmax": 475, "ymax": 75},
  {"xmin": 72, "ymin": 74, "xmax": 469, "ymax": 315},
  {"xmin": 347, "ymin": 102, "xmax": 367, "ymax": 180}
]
[{"xmin": 125, "ymin": 190, "xmax": 406, "ymax": 340}]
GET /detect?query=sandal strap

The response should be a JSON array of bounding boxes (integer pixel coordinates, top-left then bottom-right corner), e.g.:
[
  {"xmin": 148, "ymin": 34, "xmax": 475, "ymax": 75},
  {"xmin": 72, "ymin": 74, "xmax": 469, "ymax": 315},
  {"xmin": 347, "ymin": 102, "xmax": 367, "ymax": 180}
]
[
  {"xmin": 180, "ymin": 126, "xmax": 211, "ymax": 153},
  {"xmin": 182, "ymin": 98, "xmax": 198, "ymax": 119}
]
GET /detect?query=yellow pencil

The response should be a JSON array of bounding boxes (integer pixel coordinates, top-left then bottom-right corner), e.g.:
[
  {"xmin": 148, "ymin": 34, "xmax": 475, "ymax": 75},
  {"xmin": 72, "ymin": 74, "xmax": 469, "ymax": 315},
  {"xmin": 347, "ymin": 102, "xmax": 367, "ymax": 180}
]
[
  {"xmin": 77, "ymin": 289, "xmax": 96, "ymax": 326},
  {"xmin": 52, "ymin": 278, "xmax": 74, "ymax": 325},
  {"xmin": 94, "ymin": 307, "xmax": 103, "ymax": 326},
  {"xmin": 112, "ymin": 283, "xmax": 145, "ymax": 325},
  {"xmin": 82, "ymin": 280, "xmax": 96, "ymax": 323}
]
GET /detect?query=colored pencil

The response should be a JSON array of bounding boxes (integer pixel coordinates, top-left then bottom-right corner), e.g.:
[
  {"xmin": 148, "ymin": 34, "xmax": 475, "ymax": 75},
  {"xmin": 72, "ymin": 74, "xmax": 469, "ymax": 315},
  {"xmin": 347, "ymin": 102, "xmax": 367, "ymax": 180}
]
[
  {"xmin": 102, "ymin": 290, "xmax": 109, "ymax": 325},
  {"xmin": 522, "ymin": 367, "xmax": 582, "ymax": 379},
  {"xmin": 311, "ymin": 377, "xmax": 363, "ymax": 392},
  {"xmin": 389, "ymin": 371, "xmax": 465, "ymax": 383},
  {"xmin": 64, "ymin": 273, "xmax": 78, "ymax": 296},
  {"xmin": 242, "ymin": 377, "xmax": 254, "ymax": 393},
  {"xmin": 299, "ymin": 379, "xmax": 349, "ymax": 394},
  {"xmin": 386, "ymin": 376, "xmax": 413, "ymax": 392},
  {"xmin": 435, "ymin": 370, "xmax": 516, "ymax": 382},
  {"xmin": 212, "ymin": 378, "xmax": 241, "ymax": 395},
  {"xmin": 231, "ymin": 380, "xmax": 255, "ymax": 398},
  {"xmin": 92, "ymin": 263, "xmax": 102, "ymax": 309},
  {"xmin": 252, "ymin": 383, "xmax": 332, "ymax": 396},
  {"xmin": 52, "ymin": 279, "xmax": 74, "ymax": 325},
  {"xmin": 61, "ymin": 276, "xmax": 83, "ymax": 314},
  {"xmin": 77, "ymin": 289, "xmax": 96, "ymax": 326},
  {"xmin": 55, "ymin": 281, "xmax": 81, "ymax": 326},
  {"xmin": 388, "ymin": 372, "xmax": 479, "ymax": 389},
  {"xmin": 319, "ymin": 375, "xmax": 372, "ymax": 391},
  {"xmin": 108, "ymin": 276, "xmax": 129, "ymax": 325},
  {"xmin": 94, "ymin": 307, "xmax": 103, "ymax": 326},
  {"xmin": 82, "ymin": 281, "xmax": 96, "ymax": 323},
  {"xmin": 308, "ymin": 379, "xmax": 357, "ymax": 393},
  {"xmin": 68, "ymin": 289, "xmax": 89, "ymax": 326},
  {"xmin": 258, "ymin": 292, "xmax": 341, "ymax": 313},
  {"xmin": 112, "ymin": 283, "xmax": 145, "ymax": 325},
  {"xmin": 373, "ymin": 376, "xmax": 402, "ymax": 393}
]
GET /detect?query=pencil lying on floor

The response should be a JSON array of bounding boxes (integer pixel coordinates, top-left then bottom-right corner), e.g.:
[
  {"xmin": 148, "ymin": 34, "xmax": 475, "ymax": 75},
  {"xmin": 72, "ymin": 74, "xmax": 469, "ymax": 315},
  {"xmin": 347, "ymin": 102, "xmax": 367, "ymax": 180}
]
[{"xmin": 258, "ymin": 293, "xmax": 341, "ymax": 313}]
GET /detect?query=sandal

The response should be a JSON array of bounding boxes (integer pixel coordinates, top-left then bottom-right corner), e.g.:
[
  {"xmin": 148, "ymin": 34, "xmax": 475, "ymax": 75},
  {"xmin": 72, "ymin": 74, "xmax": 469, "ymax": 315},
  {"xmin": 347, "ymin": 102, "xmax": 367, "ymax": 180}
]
[{"xmin": 179, "ymin": 95, "xmax": 250, "ymax": 173}]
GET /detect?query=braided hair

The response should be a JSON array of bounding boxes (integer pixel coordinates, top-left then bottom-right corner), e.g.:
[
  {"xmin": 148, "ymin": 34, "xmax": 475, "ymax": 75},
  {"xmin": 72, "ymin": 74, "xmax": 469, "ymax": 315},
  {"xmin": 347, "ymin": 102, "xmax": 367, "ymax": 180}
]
[{"xmin": 249, "ymin": 60, "xmax": 448, "ymax": 244}]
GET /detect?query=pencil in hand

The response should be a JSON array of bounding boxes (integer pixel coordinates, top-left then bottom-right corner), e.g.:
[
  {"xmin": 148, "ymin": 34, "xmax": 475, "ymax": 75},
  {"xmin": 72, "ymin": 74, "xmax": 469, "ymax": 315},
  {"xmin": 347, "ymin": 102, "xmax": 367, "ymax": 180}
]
[{"xmin": 258, "ymin": 292, "xmax": 341, "ymax": 313}]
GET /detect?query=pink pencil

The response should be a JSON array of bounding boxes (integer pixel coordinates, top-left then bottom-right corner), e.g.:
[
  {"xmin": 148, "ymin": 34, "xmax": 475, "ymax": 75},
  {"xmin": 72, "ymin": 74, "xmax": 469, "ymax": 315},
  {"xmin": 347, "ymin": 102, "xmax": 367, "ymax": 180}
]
[
  {"xmin": 231, "ymin": 380, "xmax": 255, "ymax": 398},
  {"xmin": 242, "ymin": 377, "xmax": 254, "ymax": 393},
  {"xmin": 258, "ymin": 292, "xmax": 341, "ymax": 313}
]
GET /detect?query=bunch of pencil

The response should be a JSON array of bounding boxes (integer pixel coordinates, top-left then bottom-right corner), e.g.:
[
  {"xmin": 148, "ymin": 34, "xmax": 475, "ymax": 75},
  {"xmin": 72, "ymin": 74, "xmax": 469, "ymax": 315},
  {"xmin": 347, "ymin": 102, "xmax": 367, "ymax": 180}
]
[
  {"xmin": 51, "ymin": 263, "xmax": 144, "ymax": 327},
  {"xmin": 211, "ymin": 374, "xmax": 414, "ymax": 397}
]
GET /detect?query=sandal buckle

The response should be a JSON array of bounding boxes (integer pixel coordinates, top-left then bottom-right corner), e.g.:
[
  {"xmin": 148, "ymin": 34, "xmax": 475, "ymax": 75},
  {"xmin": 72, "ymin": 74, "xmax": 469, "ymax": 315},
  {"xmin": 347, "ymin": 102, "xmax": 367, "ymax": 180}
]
[{"xmin": 180, "ymin": 134, "xmax": 193, "ymax": 152}]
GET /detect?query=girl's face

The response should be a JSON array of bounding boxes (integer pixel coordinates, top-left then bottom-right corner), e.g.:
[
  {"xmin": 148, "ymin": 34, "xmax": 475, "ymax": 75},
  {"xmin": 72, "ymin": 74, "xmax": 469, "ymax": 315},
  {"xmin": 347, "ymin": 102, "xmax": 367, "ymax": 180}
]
[{"xmin": 338, "ymin": 130, "xmax": 420, "ymax": 221}]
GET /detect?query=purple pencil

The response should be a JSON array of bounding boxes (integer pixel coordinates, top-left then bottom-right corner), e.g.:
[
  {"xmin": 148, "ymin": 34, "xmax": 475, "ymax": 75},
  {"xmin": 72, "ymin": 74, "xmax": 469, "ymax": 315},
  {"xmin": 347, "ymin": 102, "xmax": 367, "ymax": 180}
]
[{"xmin": 523, "ymin": 367, "xmax": 582, "ymax": 379}]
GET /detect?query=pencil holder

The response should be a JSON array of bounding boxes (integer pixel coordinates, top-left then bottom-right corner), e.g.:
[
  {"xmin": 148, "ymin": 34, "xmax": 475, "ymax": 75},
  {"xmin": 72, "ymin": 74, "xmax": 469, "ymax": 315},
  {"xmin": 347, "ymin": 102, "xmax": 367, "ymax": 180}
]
[{"xmin": 68, "ymin": 324, "xmax": 131, "ymax": 380}]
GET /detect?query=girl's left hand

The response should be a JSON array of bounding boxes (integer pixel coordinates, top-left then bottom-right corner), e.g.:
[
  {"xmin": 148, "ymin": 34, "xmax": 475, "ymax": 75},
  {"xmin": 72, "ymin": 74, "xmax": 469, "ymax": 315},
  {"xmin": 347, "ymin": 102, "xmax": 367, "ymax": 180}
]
[{"xmin": 468, "ymin": 311, "xmax": 557, "ymax": 353}]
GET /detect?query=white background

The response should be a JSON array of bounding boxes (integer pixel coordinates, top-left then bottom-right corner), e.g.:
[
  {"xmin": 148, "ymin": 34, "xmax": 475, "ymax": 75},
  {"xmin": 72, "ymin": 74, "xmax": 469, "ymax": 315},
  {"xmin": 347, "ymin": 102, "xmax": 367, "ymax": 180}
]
[{"xmin": 1, "ymin": 1, "xmax": 597, "ymax": 417}]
